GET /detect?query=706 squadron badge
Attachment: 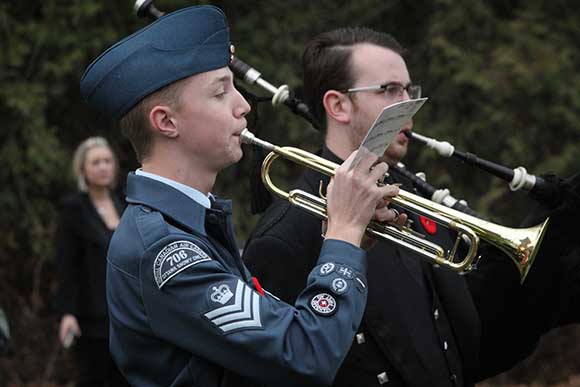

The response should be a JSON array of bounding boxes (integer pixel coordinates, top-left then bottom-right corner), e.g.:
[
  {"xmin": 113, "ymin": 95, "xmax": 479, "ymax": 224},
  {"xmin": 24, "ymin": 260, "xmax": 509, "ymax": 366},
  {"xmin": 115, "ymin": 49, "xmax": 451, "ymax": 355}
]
[
  {"xmin": 153, "ymin": 240, "xmax": 211, "ymax": 288},
  {"xmin": 310, "ymin": 293, "xmax": 337, "ymax": 316}
]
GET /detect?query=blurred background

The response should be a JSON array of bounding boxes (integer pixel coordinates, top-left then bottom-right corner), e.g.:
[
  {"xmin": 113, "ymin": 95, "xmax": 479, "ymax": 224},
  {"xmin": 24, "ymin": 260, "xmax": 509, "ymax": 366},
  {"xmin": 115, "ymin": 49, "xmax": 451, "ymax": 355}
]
[{"xmin": 0, "ymin": 0, "xmax": 579, "ymax": 385}]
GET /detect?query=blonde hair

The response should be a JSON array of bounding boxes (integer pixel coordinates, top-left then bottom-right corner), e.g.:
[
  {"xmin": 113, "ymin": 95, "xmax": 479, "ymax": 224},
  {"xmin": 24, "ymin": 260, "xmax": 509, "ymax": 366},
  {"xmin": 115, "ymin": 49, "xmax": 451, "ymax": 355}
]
[{"xmin": 72, "ymin": 136, "xmax": 118, "ymax": 192}]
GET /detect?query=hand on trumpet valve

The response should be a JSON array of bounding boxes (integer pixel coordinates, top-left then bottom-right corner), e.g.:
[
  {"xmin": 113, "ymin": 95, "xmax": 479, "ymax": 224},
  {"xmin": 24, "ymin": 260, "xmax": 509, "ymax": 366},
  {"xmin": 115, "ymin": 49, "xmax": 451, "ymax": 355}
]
[{"xmin": 324, "ymin": 150, "xmax": 403, "ymax": 248}]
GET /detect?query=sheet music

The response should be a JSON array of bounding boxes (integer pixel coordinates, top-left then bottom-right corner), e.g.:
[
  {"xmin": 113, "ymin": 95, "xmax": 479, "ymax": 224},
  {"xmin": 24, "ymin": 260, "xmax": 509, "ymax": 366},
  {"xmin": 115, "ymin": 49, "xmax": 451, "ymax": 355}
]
[{"xmin": 352, "ymin": 98, "xmax": 427, "ymax": 165}]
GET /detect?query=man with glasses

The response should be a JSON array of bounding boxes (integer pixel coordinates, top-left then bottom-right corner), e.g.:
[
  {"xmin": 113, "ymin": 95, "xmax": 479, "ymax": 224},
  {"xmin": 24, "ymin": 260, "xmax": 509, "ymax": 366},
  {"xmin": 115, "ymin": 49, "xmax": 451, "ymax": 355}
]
[{"xmin": 243, "ymin": 27, "xmax": 480, "ymax": 386}]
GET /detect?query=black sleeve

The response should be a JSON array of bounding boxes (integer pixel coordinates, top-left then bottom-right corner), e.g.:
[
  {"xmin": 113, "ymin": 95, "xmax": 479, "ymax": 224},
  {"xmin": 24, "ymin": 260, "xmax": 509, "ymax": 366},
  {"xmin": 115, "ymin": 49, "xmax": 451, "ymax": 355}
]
[
  {"xmin": 466, "ymin": 244, "xmax": 541, "ymax": 380},
  {"xmin": 244, "ymin": 234, "xmax": 314, "ymax": 304},
  {"xmin": 243, "ymin": 202, "xmax": 324, "ymax": 305},
  {"xmin": 54, "ymin": 196, "xmax": 83, "ymax": 316},
  {"xmin": 467, "ymin": 169, "xmax": 580, "ymax": 381}
]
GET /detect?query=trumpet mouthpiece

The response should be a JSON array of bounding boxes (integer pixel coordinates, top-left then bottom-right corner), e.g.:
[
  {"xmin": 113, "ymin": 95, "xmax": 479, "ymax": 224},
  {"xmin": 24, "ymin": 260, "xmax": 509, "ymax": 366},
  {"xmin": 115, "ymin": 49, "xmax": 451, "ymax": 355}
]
[{"xmin": 240, "ymin": 129, "xmax": 275, "ymax": 151}]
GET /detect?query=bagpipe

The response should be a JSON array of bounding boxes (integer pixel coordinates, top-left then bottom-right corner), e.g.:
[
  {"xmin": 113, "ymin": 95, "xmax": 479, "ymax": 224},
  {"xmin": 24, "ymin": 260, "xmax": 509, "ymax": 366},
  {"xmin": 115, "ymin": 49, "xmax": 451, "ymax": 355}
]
[
  {"xmin": 133, "ymin": 0, "xmax": 578, "ymax": 219},
  {"xmin": 131, "ymin": 1, "xmax": 580, "ymax": 282}
]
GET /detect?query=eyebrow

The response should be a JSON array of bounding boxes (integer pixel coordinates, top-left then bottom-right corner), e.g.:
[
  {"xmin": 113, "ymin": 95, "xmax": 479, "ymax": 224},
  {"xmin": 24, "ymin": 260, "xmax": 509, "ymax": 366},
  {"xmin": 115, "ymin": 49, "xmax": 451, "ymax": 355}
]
[
  {"xmin": 380, "ymin": 81, "xmax": 411, "ymax": 86},
  {"xmin": 209, "ymin": 74, "xmax": 232, "ymax": 86}
]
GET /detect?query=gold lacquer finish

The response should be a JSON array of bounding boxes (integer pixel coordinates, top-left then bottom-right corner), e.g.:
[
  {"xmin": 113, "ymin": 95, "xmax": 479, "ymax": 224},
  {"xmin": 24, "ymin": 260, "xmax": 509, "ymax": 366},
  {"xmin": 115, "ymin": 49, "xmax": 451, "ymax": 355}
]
[{"xmin": 241, "ymin": 129, "xmax": 549, "ymax": 283}]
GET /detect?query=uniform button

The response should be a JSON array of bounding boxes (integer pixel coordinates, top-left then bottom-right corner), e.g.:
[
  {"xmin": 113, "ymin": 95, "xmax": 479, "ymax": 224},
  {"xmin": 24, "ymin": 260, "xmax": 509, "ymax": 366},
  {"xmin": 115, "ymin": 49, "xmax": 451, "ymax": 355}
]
[
  {"xmin": 433, "ymin": 308, "xmax": 439, "ymax": 320},
  {"xmin": 356, "ymin": 332, "xmax": 366, "ymax": 344},
  {"xmin": 377, "ymin": 372, "xmax": 389, "ymax": 384},
  {"xmin": 207, "ymin": 214, "xmax": 218, "ymax": 223},
  {"xmin": 450, "ymin": 374, "xmax": 457, "ymax": 381},
  {"xmin": 443, "ymin": 341, "xmax": 448, "ymax": 351}
]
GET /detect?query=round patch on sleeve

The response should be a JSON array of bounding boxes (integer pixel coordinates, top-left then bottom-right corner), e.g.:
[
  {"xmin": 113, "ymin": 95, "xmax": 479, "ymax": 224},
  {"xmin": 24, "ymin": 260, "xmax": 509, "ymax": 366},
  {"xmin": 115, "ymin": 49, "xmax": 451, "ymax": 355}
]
[
  {"xmin": 153, "ymin": 240, "xmax": 211, "ymax": 289},
  {"xmin": 310, "ymin": 293, "xmax": 338, "ymax": 316},
  {"xmin": 331, "ymin": 277, "xmax": 349, "ymax": 295},
  {"xmin": 319, "ymin": 262, "xmax": 335, "ymax": 276}
]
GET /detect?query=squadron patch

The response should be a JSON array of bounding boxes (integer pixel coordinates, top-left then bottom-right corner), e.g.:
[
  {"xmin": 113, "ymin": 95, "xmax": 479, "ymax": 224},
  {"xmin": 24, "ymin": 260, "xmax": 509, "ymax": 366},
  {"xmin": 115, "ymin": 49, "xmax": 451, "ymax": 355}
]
[
  {"xmin": 204, "ymin": 279, "xmax": 263, "ymax": 334},
  {"xmin": 310, "ymin": 293, "xmax": 337, "ymax": 316},
  {"xmin": 153, "ymin": 240, "xmax": 211, "ymax": 288}
]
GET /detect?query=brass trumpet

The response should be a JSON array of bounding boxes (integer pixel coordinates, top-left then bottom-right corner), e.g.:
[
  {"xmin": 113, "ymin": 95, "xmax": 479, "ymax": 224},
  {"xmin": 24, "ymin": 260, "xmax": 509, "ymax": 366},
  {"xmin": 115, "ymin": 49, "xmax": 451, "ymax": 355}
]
[{"xmin": 241, "ymin": 129, "xmax": 549, "ymax": 283}]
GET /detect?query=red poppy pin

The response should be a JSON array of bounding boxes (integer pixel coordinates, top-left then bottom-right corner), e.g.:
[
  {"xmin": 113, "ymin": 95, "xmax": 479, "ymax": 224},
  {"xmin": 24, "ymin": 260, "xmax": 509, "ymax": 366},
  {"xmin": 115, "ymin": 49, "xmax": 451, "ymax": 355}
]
[
  {"xmin": 252, "ymin": 276, "xmax": 265, "ymax": 296},
  {"xmin": 419, "ymin": 215, "xmax": 437, "ymax": 235}
]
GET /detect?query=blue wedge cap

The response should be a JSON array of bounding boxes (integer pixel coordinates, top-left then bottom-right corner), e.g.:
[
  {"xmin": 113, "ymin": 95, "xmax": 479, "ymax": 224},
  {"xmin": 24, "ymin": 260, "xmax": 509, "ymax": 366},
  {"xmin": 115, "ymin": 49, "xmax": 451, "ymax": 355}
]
[{"xmin": 80, "ymin": 5, "xmax": 230, "ymax": 119}]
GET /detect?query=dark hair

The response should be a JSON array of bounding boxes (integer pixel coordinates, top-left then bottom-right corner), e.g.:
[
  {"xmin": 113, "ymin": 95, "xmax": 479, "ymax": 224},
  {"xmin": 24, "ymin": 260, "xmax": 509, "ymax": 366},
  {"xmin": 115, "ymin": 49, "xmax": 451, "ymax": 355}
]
[{"xmin": 302, "ymin": 27, "xmax": 405, "ymax": 130}]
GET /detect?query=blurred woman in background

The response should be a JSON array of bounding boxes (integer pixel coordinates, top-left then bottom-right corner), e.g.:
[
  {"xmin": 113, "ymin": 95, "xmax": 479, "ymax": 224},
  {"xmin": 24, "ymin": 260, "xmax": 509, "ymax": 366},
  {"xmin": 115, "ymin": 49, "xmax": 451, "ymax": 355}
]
[{"xmin": 55, "ymin": 137, "xmax": 128, "ymax": 386}]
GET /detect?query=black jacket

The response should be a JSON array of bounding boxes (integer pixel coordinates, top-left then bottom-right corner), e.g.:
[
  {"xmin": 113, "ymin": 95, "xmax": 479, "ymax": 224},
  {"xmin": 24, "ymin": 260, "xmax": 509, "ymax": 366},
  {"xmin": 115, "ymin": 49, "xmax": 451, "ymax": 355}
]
[
  {"xmin": 243, "ymin": 147, "xmax": 480, "ymax": 387},
  {"xmin": 466, "ymin": 171, "xmax": 580, "ymax": 379},
  {"xmin": 55, "ymin": 191, "xmax": 125, "ymax": 338}
]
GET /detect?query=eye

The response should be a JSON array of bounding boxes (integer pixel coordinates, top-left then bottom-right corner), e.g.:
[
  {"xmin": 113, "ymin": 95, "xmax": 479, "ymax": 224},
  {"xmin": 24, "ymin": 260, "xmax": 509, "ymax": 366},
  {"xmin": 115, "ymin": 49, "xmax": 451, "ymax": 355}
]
[{"xmin": 383, "ymin": 84, "xmax": 404, "ymax": 99}]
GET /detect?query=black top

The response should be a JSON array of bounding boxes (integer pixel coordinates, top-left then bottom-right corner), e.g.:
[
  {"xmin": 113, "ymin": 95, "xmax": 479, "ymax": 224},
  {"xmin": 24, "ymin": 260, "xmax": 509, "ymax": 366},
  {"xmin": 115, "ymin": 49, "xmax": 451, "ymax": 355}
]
[
  {"xmin": 243, "ymin": 146, "xmax": 480, "ymax": 387},
  {"xmin": 55, "ymin": 191, "xmax": 125, "ymax": 338}
]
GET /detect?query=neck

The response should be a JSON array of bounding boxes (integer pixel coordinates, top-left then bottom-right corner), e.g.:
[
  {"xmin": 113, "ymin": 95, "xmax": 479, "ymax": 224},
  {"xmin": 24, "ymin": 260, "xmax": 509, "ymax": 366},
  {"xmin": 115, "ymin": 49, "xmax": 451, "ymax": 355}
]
[
  {"xmin": 142, "ymin": 155, "xmax": 216, "ymax": 195},
  {"xmin": 324, "ymin": 123, "xmax": 356, "ymax": 161},
  {"xmin": 87, "ymin": 186, "xmax": 110, "ymax": 201}
]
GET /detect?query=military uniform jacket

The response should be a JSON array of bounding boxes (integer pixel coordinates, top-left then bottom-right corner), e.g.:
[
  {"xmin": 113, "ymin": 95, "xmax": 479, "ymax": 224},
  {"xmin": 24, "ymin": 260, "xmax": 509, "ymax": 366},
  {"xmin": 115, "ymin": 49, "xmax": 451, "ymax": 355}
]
[
  {"xmin": 106, "ymin": 173, "xmax": 370, "ymax": 387},
  {"xmin": 244, "ymin": 147, "xmax": 481, "ymax": 387}
]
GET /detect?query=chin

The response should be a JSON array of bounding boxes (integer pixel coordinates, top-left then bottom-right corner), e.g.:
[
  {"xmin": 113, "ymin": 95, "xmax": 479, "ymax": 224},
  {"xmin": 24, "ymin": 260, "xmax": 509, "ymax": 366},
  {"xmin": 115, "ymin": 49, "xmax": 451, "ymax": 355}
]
[
  {"xmin": 385, "ymin": 144, "xmax": 407, "ymax": 164},
  {"xmin": 228, "ymin": 148, "xmax": 244, "ymax": 165}
]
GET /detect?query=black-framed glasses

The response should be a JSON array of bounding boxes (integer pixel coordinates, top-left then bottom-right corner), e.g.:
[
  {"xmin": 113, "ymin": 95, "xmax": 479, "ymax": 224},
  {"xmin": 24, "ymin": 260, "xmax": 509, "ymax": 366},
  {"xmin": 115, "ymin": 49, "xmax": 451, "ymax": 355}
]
[{"xmin": 341, "ymin": 82, "xmax": 422, "ymax": 100}]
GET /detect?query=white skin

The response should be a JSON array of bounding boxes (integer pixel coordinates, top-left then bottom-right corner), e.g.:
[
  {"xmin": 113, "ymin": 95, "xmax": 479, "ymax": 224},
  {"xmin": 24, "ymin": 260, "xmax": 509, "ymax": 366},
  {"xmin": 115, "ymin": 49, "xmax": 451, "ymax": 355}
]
[
  {"xmin": 59, "ymin": 145, "xmax": 119, "ymax": 347},
  {"xmin": 142, "ymin": 66, "xmax": 400, "ymax": 247},
  {"xmin": 323, "ymin": 43, "xmax": 414, "ymax": 166}
]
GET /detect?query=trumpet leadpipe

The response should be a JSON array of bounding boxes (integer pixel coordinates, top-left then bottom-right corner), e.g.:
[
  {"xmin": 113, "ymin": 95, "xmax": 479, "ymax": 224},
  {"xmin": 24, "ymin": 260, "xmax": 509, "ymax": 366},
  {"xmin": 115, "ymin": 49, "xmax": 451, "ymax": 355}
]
[{"xmin": 241, "ymin": 129, "xmax": 549, "ymax": 282}]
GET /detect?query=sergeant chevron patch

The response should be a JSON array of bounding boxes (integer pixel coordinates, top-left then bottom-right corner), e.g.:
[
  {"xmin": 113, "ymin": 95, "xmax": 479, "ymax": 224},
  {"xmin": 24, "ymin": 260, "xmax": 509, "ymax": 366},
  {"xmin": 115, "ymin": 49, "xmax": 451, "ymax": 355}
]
[{"xmin": 204, "ymin": 279, "xmax": 263, "ymax": 334}]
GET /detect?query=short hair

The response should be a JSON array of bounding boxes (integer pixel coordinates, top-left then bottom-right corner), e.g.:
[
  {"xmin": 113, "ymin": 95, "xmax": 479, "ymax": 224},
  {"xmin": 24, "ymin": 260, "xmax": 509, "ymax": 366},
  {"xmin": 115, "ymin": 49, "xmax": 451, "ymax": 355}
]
[
  {"xmin": 72, "ymin": 136, "xmax": 118, "ymax": 192},
  {"xmin": 302, "ymin": 27, "xmax": 405, "ymax": 130},
  {"xmin": 119, "ymin": 77, "xmax": 190, "ymax": 163}
]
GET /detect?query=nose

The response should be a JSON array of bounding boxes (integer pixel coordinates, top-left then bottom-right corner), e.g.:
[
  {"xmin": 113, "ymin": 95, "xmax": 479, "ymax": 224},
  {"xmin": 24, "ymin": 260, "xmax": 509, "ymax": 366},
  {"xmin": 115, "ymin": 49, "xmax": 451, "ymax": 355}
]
[
  {"xmin": 234, "ymin": 88, "xmax": 251, "ymax": 118},
  {"xmin": 401, "ymin": 88, "xmax": 411, "ymax": 101}
]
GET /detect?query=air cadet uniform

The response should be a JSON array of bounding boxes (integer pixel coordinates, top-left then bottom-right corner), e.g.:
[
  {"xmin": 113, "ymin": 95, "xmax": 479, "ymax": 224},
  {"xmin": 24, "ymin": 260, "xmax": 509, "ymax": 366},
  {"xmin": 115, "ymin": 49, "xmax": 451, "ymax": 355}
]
[{"xmin": 80, "ymin": 5, "xmax": 370, "ymax": 387}]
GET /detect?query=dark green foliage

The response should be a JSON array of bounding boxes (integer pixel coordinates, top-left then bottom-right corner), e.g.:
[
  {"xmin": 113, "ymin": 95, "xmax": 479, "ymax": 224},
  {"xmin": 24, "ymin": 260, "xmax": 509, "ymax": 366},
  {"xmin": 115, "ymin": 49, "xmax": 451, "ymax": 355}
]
[{"xmin": 1, "ymin": 0, "xmax": 579, "ymax": 384}]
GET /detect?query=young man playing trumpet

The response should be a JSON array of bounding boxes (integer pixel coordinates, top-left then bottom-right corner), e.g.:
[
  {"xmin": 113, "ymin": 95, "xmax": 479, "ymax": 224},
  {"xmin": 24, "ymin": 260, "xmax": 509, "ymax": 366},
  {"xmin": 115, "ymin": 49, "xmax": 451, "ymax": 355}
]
[{"xmin": 80, "ymin": 7, "xmax": 401, "ymax": 387}]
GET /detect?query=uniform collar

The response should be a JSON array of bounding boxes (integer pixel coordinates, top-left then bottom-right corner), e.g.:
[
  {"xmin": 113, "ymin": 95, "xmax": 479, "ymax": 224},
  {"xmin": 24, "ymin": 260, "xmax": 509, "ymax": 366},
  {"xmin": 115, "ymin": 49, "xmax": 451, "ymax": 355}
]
[
  {"xmin": 135, "ymin": 169, "xmax": 212, "ymax": 209},
  {"xmin": 125, "ymin": 173, "xmax": 233, "ymax": 236}
]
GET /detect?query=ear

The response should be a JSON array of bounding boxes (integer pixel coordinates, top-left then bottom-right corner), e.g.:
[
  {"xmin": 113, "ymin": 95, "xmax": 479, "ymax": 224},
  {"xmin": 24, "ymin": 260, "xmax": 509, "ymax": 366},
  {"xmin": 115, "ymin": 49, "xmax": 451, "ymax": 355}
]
[
  {"xmin": 149, "ymin": 105, "xmax": 179, "ymax": 138},
  {"xmin": 322, "ymin": 90, "xmax": 352, "ymax": 125}
]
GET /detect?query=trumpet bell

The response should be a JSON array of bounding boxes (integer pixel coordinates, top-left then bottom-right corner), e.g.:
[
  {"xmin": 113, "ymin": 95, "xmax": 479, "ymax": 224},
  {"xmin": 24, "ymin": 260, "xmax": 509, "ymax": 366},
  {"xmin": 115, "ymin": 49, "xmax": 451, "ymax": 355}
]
[{"xmin": 482, "ymin": 217, "xmax": 549, "ymax": 282}]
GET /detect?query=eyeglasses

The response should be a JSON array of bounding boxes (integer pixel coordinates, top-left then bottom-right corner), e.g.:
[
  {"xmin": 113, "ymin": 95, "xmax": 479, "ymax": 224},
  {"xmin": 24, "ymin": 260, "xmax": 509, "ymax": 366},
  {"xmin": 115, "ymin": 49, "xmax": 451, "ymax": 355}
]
[{"xmin": 341, "ymin": 82, "xmax": 422, "ymax": 100}]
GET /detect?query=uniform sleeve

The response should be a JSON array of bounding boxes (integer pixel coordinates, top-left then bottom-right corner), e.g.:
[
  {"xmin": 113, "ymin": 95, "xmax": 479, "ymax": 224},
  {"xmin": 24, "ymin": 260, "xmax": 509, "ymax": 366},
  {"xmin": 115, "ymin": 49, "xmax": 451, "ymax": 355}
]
[
  {"xmin": 54, "ymin": 199, "xmax": 83, "ymax": 316},
  {"xmin": 140, "ymin": 235, "xmax": 368, "ymax": 386}
]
